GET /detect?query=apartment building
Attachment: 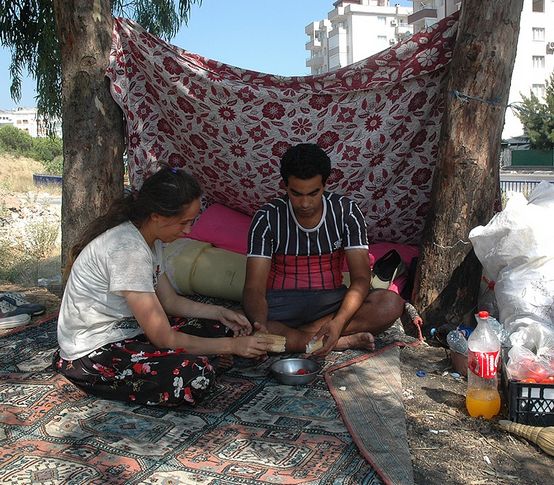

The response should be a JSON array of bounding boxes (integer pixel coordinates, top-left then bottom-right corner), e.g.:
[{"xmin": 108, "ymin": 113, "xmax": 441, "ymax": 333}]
[
  {"xmin": 408, "ymin": 0, "xmax": 554, "ymax": 139},
  {"xmin": 0, "ymin": 107, "xmax": 61, "ymax": 138},
  {"xmin": 305, "ymin": 1, "xmax": 413, "ymax": 75}
]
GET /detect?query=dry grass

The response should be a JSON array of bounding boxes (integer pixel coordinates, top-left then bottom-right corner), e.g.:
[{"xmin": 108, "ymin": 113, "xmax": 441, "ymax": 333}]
[
  {"xmin": 0, "ymin": 153, "xmax": 62, "ymax": 285},
  {"xmin": 0, "ymin": 153, "xmax": 60, "ymax": 194}
]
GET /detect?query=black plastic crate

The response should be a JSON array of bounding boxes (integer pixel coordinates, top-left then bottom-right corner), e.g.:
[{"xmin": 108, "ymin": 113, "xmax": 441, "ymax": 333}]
[{"xmin": 501, "ymin": 352, "xmax": 554, "ymax": 426}]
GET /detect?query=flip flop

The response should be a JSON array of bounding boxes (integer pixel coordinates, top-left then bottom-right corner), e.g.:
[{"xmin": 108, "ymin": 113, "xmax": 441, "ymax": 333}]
[{"xmin": 371, "ymin": 249, "xmax": 406, "ymax": 289}]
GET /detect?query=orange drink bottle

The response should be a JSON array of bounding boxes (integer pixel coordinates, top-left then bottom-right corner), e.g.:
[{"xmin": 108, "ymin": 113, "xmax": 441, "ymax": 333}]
[{"xmin": 466, "ymin": 310, "xmax": 501, "ymax": 419}]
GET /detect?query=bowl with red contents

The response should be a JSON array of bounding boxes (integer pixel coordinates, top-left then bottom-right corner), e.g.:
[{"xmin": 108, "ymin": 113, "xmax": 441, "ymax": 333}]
[{"xmin": 270, "ymin": 358, "xmax": 321, "ymax": 385}]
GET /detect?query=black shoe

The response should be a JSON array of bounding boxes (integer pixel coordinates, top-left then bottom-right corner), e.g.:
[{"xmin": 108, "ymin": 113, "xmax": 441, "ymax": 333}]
[{"xmin": 371, "ymin": 250, "xmax": 406, "ymax": 289}]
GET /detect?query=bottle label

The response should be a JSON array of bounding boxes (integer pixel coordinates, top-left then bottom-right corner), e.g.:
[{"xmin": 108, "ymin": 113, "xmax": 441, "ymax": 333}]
[{"xmin": 468, "ymin": 350, "xmax": 499, "ymax": 378}]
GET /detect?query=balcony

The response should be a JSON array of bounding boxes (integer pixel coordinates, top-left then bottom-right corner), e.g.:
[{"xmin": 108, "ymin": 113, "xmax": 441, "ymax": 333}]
[
  {"xmin": 306, "ymin": 38, "xmax": 322, "ymax": 50},
  {"xmin": 408, "ymin": 8, "xmax": 437, "ymax": 25},
  {"xmin": 306, "ymin": 55, "xmax": 324, "ymax": 69}
]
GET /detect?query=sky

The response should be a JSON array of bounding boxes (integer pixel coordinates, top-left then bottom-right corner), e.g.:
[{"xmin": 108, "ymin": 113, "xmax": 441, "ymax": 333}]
[{"xmin": 0, "ymin": 0, "xmax": 412, "ymax": 109}]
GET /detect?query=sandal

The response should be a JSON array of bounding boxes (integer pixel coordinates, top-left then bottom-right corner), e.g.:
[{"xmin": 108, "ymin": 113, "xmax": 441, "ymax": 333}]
[{"xmin": 371, "ymin": 249, "xmax": 406, "ymax": 289}]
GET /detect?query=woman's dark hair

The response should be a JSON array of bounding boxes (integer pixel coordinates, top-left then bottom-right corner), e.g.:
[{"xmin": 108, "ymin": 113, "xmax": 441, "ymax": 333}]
[
  {"xmin": 64, "ymin": 166, "xmax": 201, "ymax": 279},
  {"xmin": 279, "ymin": 143, "xmax": 332, "ymax": 185}
]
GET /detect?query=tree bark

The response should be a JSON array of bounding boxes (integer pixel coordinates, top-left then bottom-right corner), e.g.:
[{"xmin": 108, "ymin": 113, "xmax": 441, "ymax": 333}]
[
  {"xmin": 413, "ymin": 0, "xmax": 523, "ymax": 328},
  {"xmin": 52, "ymin": 0, "xmax": 125, "ymax": 271}
]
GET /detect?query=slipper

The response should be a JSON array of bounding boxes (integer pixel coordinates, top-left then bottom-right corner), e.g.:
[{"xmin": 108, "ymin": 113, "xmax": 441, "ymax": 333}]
[{"xmin": 371, "ymin": 249, "xmax": 406, "ymax": 289}]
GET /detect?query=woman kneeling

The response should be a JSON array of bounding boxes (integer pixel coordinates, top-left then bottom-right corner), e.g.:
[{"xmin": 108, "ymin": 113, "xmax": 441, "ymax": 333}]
[{"xmin": 54, "ymin": 167, "xmax": 271, "ymax": 406}]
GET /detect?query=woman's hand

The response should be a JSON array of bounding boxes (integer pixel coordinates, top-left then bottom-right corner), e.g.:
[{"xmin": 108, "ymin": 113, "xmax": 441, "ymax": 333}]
[
  {"xmin": 231, "ymin": 334, "xmax": 274, "ymax": 358},
  {"xmin": 216, "ymin": 307, "xmax": 252, "ymax": 336}
]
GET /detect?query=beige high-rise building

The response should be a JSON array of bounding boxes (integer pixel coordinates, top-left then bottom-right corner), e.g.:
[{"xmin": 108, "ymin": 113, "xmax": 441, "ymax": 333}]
[{"xmin": 305, "ymin": 1, "xmax": 413, "ymax": 75}]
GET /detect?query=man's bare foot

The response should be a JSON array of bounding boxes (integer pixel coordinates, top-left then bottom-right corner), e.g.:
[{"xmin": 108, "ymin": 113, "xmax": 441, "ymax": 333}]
[{"xmin": 334, "ymin": 332, "xmax": 375, "ymax": 351}]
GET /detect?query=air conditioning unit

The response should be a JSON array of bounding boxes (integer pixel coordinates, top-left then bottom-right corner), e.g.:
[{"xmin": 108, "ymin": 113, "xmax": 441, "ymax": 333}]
[
  {"xmin": 547, "ymin": 41, "xmax": 554, "ymax": 51},
  {"xmin": 390, "ymin": 20, "xmax": 397, "ymax": 26}
]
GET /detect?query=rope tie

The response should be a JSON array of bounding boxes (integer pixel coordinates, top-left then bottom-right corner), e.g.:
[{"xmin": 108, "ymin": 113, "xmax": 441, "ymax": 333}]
[{"xmin": 451, "ymin": 89, "xmax": 501, "ymax": 106}]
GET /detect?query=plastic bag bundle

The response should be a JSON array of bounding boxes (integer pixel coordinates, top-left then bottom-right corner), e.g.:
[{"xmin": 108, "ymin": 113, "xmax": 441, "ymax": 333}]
[
  {"xmin": 507, "ymin": 325, "xmax": 554, "ymax": 382},
  {"xmin": 469, "ymin": 181, "xmax": 554, "ymax": 381}
]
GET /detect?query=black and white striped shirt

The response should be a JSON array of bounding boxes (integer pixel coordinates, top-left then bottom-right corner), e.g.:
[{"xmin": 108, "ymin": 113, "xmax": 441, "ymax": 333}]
[{"xmin": 247, "ymin": 192, "xmax": 368, "ymax": 290}]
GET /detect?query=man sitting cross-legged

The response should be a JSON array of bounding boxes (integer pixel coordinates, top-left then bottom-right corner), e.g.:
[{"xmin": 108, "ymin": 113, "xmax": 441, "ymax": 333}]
[{"xmin": 242, "ymin": 143, "xmax": 405, "ymax": 356}]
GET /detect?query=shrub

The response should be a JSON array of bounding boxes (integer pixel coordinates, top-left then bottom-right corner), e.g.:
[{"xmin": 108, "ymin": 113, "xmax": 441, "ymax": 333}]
[
  {"xmin": 0, "ymin": 125, "xmax": 34, "ymax": 153},
  {"xmin": 41, "ymin": 155, "xmax": 63, "ymax": 176},
  {"xmin": 31, "ymin": 136, "xmax": 63, "ymax": 163}
]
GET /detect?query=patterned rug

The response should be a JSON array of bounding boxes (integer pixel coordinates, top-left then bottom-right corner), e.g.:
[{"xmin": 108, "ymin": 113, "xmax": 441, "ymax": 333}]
[{"xmin": 1, "ymin": 315, "xmax": 385, "ymax": 484}]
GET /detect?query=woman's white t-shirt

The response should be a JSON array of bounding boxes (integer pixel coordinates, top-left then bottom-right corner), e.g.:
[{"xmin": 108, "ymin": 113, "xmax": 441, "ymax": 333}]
[{"xmin": 57, "ymin": 221, "xmax": 165, "ymax": 360}]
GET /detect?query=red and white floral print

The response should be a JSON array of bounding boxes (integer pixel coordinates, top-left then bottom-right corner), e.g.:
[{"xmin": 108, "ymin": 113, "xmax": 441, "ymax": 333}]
[{"xmin": 107, "ymin": 13, "xmax": 459, "ymax": 244}]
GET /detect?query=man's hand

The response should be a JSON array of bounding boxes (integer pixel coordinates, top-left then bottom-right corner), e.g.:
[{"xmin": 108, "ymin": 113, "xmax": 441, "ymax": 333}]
[
  {"xmin": 216, "ymin": 307, "xmax": 252, "ymax": 336},
  {"xmin": 252, "ymin": 321, "xmax": 269, "ymax": 334},
  {"xmin": 311, "ymin": 318, "xmax": 344, "ymax": 356}
]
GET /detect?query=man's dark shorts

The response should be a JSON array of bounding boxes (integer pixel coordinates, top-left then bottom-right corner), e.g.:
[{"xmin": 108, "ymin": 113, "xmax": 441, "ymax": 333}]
[{"xmin": 266, "ymin": 286, "xmax": 347, "ymax": 328}]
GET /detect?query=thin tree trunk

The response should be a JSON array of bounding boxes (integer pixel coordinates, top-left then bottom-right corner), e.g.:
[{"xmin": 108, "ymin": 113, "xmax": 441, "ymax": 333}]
[
  {"xmin": 413, "ymin": 0, "xmax": 523, "ymax": 328},
  {"xmin": 52, "ymin": 0, "xmax": 125, "ymax": 272}
]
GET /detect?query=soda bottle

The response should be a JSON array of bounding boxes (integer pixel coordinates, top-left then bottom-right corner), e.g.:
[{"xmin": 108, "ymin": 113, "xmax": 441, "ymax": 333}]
[{"xmin": 466, "ymin": 310, "xmax": 501, "ymax": 419}]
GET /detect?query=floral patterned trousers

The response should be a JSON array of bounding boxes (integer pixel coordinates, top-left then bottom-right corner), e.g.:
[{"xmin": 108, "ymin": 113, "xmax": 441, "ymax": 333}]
[{"xmin": 54, "ymin": 317, "xmax": 228, "ymax": 407}]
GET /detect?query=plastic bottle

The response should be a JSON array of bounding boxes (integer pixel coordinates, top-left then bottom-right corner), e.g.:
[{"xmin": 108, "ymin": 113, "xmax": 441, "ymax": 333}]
[
  {"xmin": 457, "ymin": 324, "xmax": 474, "ymax": 339},
  {"xmin": 447, "ymin": 330, "xmax": 468, "ymax": 355},
  {"xmin": 466, "ymin": 310, "xmax": 501, "ymax": 419},
  {"xmin": 484, "ymin": 314, "xmax": 509, "ymax": 346}
]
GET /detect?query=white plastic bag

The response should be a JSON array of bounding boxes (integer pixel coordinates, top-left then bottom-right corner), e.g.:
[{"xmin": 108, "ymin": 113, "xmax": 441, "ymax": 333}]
[
  {"xmin": 469, "ymin": 182, "xmax": 554, "ymax": 380},
  {"xmin": 469, "ymin": 181, "xmax": 554, "ymax": 335},
  {"xmin": 506, "ymin": 325, "xmax": 554, "ymax": 382}
]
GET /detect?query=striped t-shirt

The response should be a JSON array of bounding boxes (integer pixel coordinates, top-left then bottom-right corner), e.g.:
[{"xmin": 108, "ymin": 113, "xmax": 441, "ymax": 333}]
[{"xmin": 247, "ymin": 192, "xmax": 368, "ymax": 290}]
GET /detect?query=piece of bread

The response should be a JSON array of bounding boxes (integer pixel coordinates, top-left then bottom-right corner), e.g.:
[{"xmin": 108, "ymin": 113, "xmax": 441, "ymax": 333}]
[
  {"xmin": 254, "ymin": 332, "xmax": 287, "ymax": 353},
  {"xmin": 305, "ymin": 338, "xmax": 323, "ymax": 354}
]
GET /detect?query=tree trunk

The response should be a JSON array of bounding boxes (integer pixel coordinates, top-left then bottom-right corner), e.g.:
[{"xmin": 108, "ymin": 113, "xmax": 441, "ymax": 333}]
[
  {"xmin": 412, "ymin": 0, "xmax": 523, "ymax": 328},
  {"xmin": 52, "ymin": 0, "xmax": 125, "ymax": 271}
]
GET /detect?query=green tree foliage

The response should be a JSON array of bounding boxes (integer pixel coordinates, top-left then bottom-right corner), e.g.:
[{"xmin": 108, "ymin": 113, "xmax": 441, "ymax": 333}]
[
  {"xmin": 0, "ymin": 0, "xmax": 202, "ymax": 122},
  {"xmin": 514, "ymin": 73, "xmax": 554, "ymax": 149},
  {"xmin": 0, "ymin": 125, "xmax": 33, "ymax": 152},
  {"xmin": 29, "ymin": 136, "xmax": 62, "ymax": 163}
]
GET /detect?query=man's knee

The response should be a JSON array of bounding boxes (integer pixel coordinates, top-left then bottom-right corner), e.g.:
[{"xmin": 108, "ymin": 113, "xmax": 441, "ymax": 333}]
[{"xmin": 367, "ymin": 289, "xmax": 404, "ymax": 316}]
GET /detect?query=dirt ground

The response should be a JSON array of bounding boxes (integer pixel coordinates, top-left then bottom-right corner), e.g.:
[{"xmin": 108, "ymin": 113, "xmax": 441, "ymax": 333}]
[{"xmin": 1, "ymin": 283, "xmax": 551, "ymax": 485}]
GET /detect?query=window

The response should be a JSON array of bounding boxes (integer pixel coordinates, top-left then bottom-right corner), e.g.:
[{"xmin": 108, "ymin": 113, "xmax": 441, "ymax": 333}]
[
  {"xmin": 532, "ymin": 55, "xmax": 545, "ymax": 69},
  {"xmin": 532, "ymin": 27, "xmax": 545, "ymax": 41},
  {"xmin": 532, "ymin": 84, "xmax": 545, "ymax": 97},
  {"xmin": 377, "ymin": 16, "xmax": 386, "ymax": 25},
  {"xmin": 533, "ymin": 0, "xmax": 544, "ymax": 12},
  {"xmin": 378, "ymin": 35, "xmax": 387, "ymax": 42}
]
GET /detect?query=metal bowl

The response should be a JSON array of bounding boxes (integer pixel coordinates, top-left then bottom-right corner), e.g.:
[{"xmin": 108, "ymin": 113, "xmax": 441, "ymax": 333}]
[{"xmin": 270, "ymin": 358, "xmax": 321, "ymax": 385}]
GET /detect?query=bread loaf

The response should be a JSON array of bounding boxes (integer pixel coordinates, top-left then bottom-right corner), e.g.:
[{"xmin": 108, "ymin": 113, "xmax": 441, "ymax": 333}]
[
  {"xmin": 254, "ymin": 332, "xmax": 287, "ymax": 353},
  {"xmin": 306, "ymin": 337, "xmax": 323, "ymax": 354}
]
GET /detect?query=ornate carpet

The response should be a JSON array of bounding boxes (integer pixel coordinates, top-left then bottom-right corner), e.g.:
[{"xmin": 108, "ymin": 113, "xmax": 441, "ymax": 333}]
[{"xmin": 1, "ymin": 315, "xmax": 385, "ymax": 484}]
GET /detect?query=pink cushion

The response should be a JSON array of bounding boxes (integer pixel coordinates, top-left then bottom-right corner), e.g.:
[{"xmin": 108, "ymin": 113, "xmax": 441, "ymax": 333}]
[
  {"xmin": 187, "ymin": 203, "xmax": 419, "ymax": 294},
  {"xmin": 187, "ymin": 203, "xmax": 251, "ymax": 255}
]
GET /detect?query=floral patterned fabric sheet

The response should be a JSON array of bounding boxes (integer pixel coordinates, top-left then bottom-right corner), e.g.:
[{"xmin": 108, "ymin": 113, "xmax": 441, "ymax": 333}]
[{"xmin": 107, "ymin": 13, "xmax": 459, "ymax": 244}]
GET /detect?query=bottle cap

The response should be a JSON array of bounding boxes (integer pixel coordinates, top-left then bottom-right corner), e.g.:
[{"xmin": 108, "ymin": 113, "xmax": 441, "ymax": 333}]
[{"xmin": 478, "ymin": 310, "xmax": 489, "ymax": 319}]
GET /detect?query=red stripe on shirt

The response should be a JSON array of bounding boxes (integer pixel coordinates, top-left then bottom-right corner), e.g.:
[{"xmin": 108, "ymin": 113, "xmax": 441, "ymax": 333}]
[{"xmin": 268, "ymin": 251, "xmax": 345, "ymax": 290}]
